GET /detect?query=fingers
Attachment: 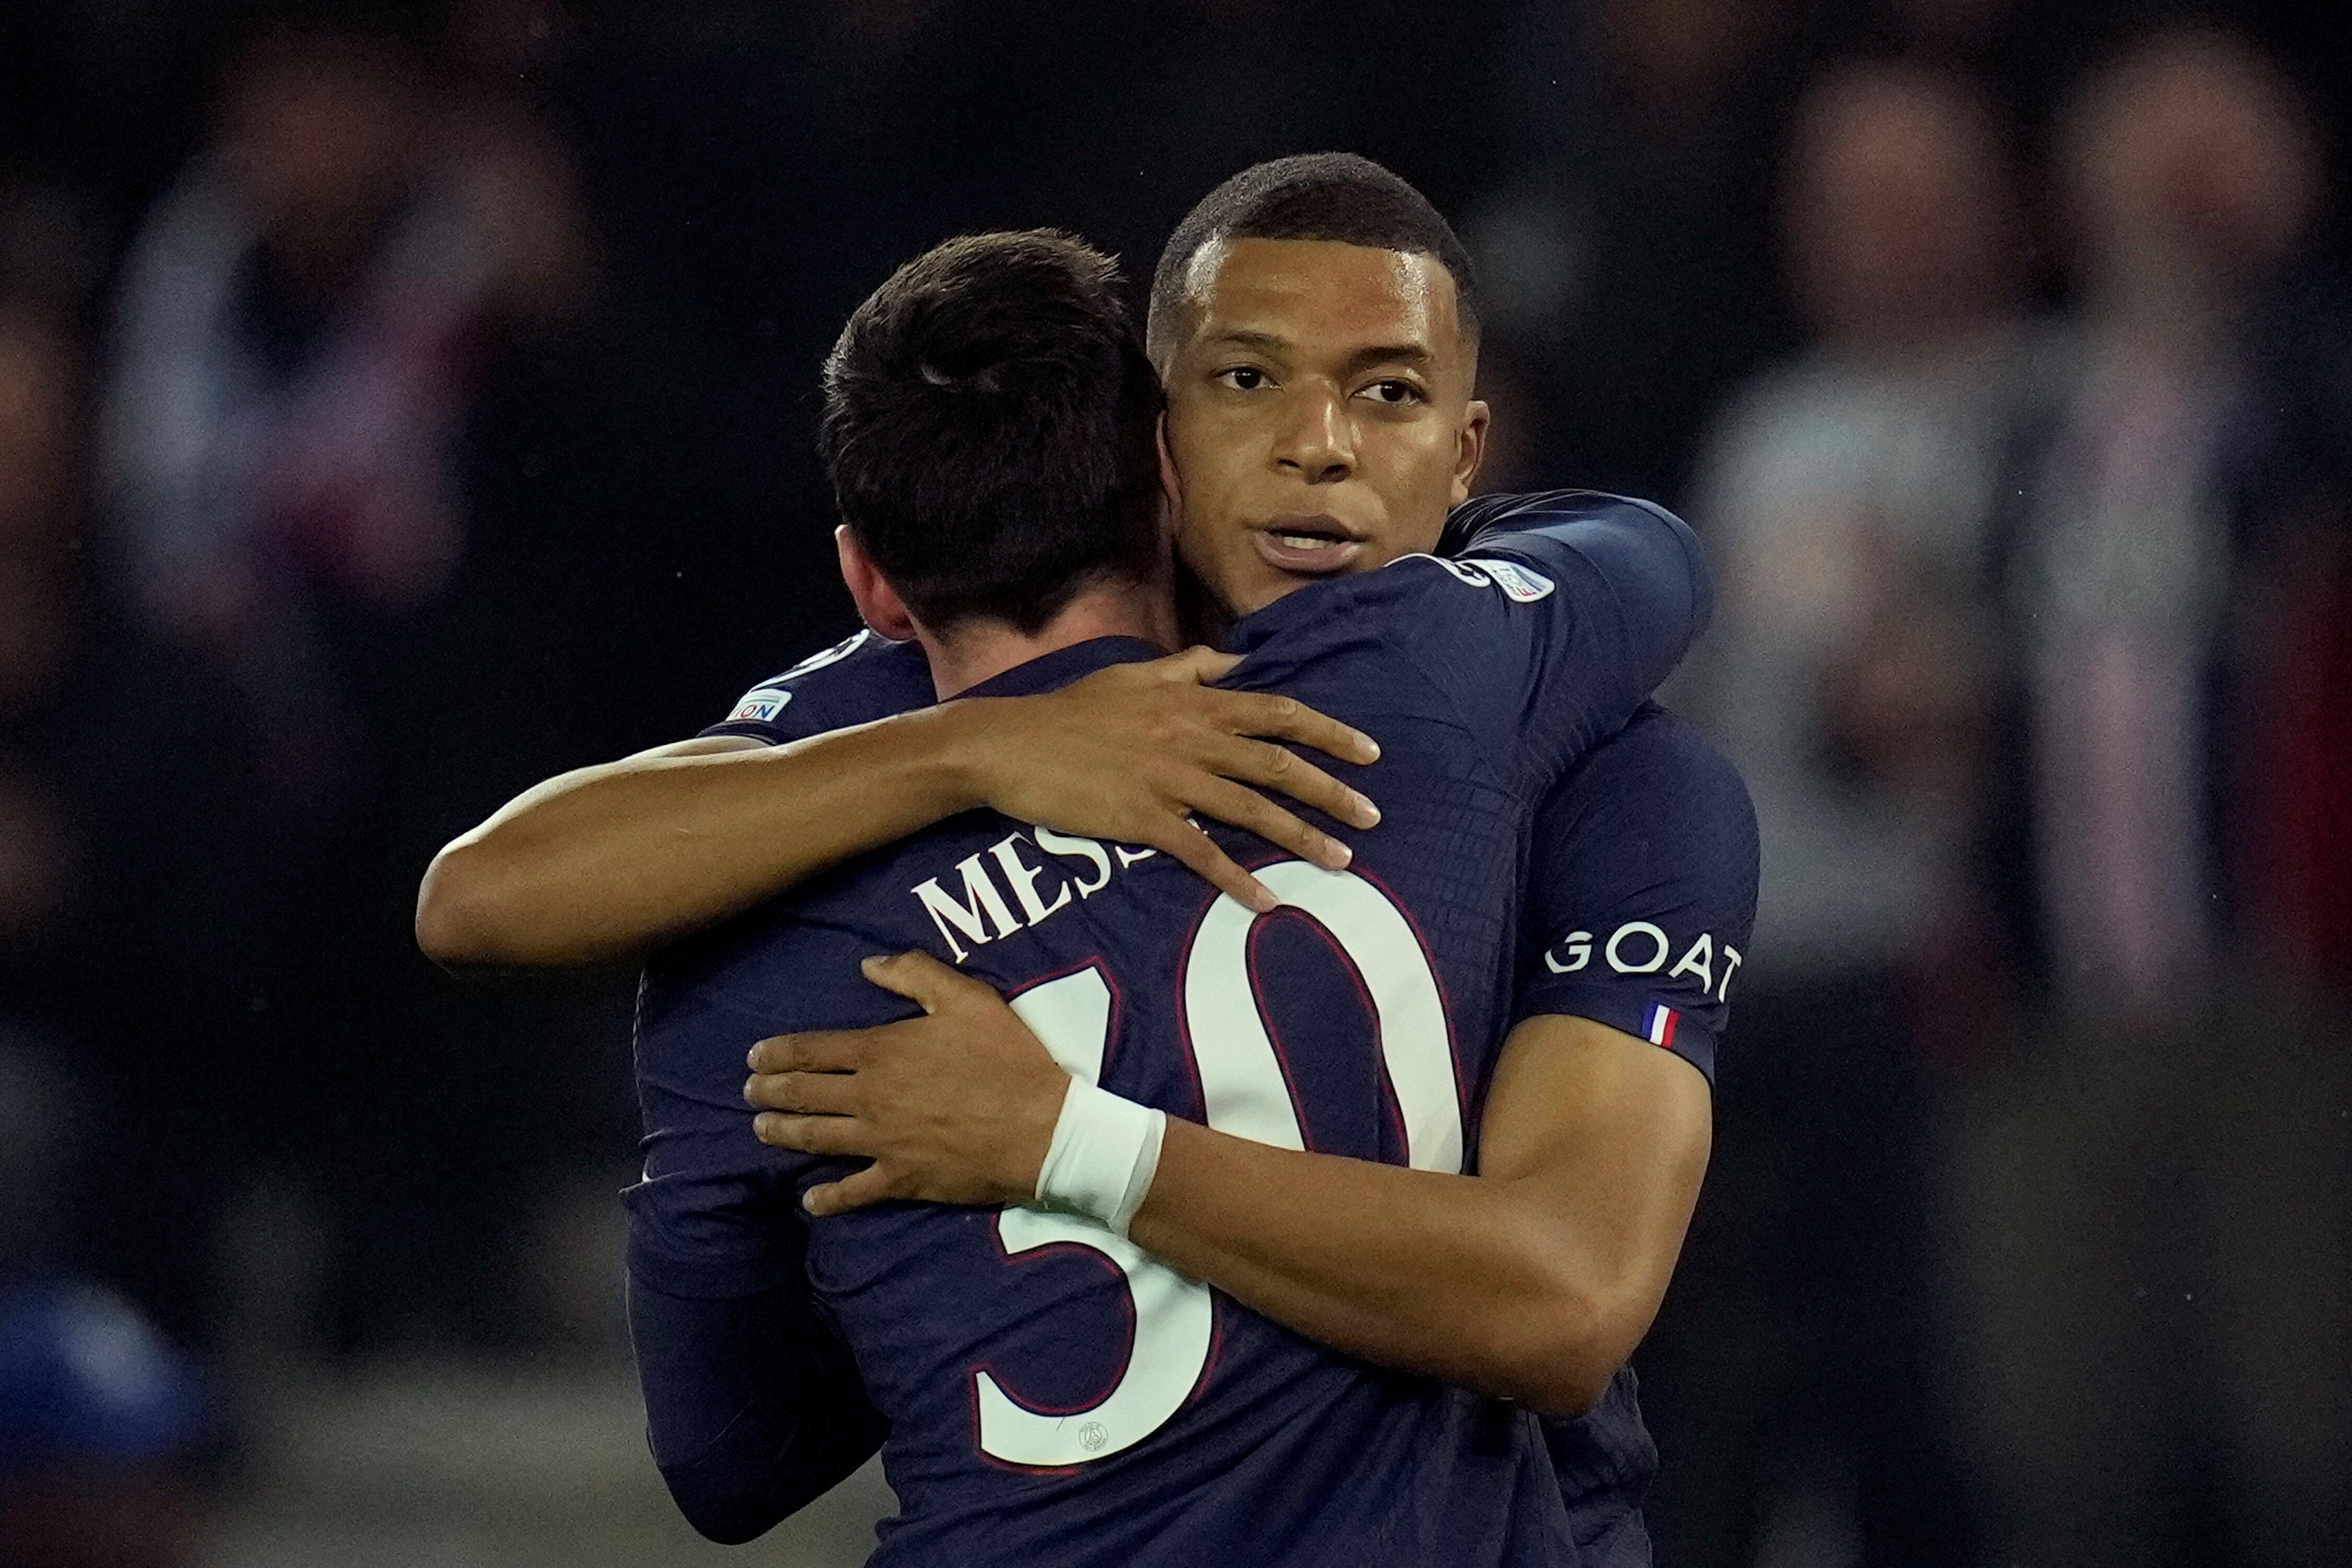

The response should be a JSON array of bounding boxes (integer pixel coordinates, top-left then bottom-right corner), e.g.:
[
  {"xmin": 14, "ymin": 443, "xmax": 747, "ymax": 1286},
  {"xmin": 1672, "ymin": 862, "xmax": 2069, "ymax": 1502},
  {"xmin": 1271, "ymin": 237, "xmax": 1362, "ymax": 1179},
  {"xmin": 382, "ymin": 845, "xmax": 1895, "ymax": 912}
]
[
  {"xmin": 747, "ymin": 1030, "xmax": 865, "ymax": 1074},
  {"xmin": 1202, "ymin": 734, "xmax": 1379, "ymax": 829},
  {"xmin": 1150, "ymin": 645, "xmax": 1244, "ymax": 686},
  {"xmin": 1150, "ymin": 822, "xmax": 1277, "ymax": 914},
  {"xmin": 858, "ymin": 949, "xmax": 974, "ymax": 1013},
  {"xmin": 752, "ymin": 1111, "xmax": 869, "ymax": 1158},
  {"xmin": 802, "ymin": 1165, "xmax": 896, "ymax": 1217},
  {"xmin": 1213, "ymin": 689, "xmax": 1380, "ymax": 767},
  {"xmin": 1185, "ymin": 775, "xmax": 1353, "ymax": 872},
  {"xmin": 1154, "ymin": 650, "xmax": 1383, "ymax": 778},
  {"xmin": 744, "ymin": 1069, "xmax": 856, "ymax": 1116}
]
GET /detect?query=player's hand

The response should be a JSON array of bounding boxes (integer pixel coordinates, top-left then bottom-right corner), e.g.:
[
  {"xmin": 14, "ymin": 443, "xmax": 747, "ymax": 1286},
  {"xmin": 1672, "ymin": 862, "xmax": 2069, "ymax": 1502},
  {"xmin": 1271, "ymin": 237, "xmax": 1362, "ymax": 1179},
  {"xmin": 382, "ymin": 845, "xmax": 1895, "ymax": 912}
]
[
  {"xmin": 949, "ymin": 646, "xmax": 1380, "ymax": 914},
  {"xmin": 746, "ymin": 951, "xmax": 1069, "ymax": 1216}
]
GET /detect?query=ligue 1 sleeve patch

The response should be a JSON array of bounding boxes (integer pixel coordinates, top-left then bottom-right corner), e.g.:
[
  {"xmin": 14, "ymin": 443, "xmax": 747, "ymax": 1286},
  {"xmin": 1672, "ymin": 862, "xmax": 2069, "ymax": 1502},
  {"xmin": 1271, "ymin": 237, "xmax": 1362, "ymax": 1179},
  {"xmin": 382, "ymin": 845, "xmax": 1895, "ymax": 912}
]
[
  {"xmin": 1418, "ymin": 556, "xmax": 1557, "ymax": 601},
  {"xmin": 1462, "ymin": 558, "xmax": 1556, "ymax": 603},
  {"xmin": 729, "ymin": 688, "xmax": 793, "ymax": 723},
  {"xmin": 1641, "ymin": 999, "xmax": 1680, "ymax": 1050}
]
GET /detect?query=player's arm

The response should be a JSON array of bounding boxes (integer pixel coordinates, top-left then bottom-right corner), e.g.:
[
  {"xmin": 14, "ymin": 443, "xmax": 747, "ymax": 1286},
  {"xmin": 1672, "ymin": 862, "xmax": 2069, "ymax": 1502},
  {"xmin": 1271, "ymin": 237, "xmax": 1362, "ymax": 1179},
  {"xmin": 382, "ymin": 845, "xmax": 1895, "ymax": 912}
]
[
  {"xmin": 1439, "ymin": 489, "xmax": 1710, "ymax": 764},
  {"xmin": 748, "ymin": 960, "xmax": 1704, "ymax": 1417},
  {"xmin": 627, "ymin": 1273, "xmax": 884, "ymax": 1543},
  {"xmin": 416, "ymin": 647, "xmax": 1381, "ymax": 969},
  {"xmin": 627, "ymin": 983, "xmax": 887, "ymax": 1541},
  {"xmin": 1144, "ymin": 1014, "xmax": 1706, "ymax": 1416},
  {"xmin": 1236, "ymin": 490, "xmax": 1711, "ymax": 792}
]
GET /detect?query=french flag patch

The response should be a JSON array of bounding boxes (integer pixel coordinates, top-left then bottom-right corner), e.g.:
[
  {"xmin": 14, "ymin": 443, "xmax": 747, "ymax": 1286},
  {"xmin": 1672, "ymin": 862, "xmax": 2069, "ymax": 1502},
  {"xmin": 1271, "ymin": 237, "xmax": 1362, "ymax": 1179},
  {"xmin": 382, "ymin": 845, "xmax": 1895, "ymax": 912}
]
[{"xmin": 1642, "ymin": 1001, "xmax": 1680, "ymax": 1050}]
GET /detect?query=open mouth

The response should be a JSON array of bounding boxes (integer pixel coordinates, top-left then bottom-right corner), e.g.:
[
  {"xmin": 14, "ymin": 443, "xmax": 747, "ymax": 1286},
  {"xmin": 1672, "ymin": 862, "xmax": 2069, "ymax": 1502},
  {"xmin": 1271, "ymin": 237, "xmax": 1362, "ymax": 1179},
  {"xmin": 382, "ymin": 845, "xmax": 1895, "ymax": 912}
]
[
  {"xmin": 1270, "ymin": 522, "xmax": 1350, "ymax": 550},
  {"xmin": 1252, "ymin": 517, "xmax": 1367, "ymax": 577}
]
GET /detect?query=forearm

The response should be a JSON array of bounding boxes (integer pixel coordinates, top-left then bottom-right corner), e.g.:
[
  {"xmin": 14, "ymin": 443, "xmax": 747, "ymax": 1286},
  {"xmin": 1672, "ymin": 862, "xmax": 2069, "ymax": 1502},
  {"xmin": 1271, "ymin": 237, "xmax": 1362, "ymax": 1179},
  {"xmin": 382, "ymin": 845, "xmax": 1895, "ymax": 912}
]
[
  {"xmin": 627, "ymin": 1273, "xmax": 886, "ymax": 1543},
  {"xmin": 418, "ymin": 707, "xmax": 986, "ymax": 967},
  {"xmin": 1126, "ymin": 1121, "xmax": 1617, "ymax": 1415}
]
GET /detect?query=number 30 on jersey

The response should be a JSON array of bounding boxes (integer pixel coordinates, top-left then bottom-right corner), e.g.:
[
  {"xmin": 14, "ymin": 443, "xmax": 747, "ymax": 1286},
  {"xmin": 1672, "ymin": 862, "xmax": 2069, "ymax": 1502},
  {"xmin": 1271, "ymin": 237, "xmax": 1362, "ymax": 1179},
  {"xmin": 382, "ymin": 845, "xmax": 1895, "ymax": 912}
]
[{"xmin": 975, "ymin": 861, "xmax": 1462, "ymax": 1466}]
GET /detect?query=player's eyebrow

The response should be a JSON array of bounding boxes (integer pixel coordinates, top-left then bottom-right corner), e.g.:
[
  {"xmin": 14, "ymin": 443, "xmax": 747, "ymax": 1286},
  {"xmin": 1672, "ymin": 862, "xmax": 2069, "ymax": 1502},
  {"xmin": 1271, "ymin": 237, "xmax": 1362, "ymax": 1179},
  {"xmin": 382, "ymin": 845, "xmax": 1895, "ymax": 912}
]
[
  {"xmin": 1202, "ymin": 328, "xmax": 1289, "ymax": 356},
  {"xmin": 1338, "ymin": 342, "xmax": 1436, "ymax": 377},
  {"xmin": 1203, "ymin": 331, "xmax": 1437, "ymax": 376}
]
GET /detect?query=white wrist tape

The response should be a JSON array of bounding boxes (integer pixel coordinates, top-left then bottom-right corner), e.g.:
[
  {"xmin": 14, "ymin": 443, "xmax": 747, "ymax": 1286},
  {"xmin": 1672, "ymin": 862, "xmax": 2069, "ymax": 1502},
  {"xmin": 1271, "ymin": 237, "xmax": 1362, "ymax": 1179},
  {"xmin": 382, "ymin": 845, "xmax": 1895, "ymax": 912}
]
[{"xmin": 1034, "ymin": 1078, "xmax": 1166, "ymax": 1238}]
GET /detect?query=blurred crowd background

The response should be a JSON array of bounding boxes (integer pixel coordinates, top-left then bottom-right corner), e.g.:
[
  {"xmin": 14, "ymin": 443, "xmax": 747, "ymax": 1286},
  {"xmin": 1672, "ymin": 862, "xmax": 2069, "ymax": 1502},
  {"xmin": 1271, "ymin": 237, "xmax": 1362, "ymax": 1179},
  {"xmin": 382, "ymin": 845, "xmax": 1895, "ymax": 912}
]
[{"xmin": 1, "ymin": 1, "xmax": 2346, "ymax": 1565}]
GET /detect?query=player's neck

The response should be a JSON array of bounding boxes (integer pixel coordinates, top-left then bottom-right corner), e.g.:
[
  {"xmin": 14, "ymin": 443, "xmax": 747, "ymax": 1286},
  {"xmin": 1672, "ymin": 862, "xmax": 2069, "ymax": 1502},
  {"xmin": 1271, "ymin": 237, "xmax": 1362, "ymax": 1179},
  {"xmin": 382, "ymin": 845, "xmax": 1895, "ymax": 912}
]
[{"xmin": 917, "ymin": 577, "xmax": 1178, "ymax": 700}]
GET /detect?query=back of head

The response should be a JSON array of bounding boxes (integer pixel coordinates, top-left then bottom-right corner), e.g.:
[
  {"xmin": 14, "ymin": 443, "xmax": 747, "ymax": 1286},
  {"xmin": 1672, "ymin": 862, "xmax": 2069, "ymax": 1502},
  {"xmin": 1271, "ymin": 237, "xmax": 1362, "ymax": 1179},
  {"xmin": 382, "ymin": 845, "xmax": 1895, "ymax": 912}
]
[
  {"xmin": 1146, "ymin": 153, "xmax": 1481, "ymax": 368},
  {"xmin": 820, "ymin": 230, "xmax": 1163, "ymax": 637}
]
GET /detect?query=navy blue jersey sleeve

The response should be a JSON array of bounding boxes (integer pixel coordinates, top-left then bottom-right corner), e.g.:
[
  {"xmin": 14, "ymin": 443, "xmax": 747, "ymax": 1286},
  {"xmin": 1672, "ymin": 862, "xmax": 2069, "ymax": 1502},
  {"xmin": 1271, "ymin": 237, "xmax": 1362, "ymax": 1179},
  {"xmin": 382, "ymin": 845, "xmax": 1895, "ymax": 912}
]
[
  {"xmin": 1512, "ymin": 704, "xmax": 1758, "ymax": 1085},
  {"xmin": 627, "ymin": 1273, "xmax": 886, "ymax": 1543},
  {"xmin": 700, "ymin": 629, "xmax": 937, "ymax": 744},
  {"xmin": 625, "ymin": 955, "xmax": 888, "ymax": 1538},
  {"xmin": 623, "ymin": 969, "xmax": 813, "ymax": 1300},
  {"xmin": 1224, "ymin": 490, "xmax": 1710, "ymax": 800},
  {"xmin": 1444, "ymin": 489, "xmax": 1713, "ymax": 688}
]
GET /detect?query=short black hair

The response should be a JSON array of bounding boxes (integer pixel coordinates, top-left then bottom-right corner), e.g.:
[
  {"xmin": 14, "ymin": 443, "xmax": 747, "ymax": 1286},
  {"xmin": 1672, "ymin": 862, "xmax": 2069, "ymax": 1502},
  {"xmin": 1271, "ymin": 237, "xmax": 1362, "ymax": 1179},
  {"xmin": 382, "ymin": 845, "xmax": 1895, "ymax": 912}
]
[
  {"xmin": 1146, "ymin": 153, "xmax": 1481, "ymax": 364},
  {"xmin": 820, "ymin": 230, "xmax": 1164, "ymax": 636}
]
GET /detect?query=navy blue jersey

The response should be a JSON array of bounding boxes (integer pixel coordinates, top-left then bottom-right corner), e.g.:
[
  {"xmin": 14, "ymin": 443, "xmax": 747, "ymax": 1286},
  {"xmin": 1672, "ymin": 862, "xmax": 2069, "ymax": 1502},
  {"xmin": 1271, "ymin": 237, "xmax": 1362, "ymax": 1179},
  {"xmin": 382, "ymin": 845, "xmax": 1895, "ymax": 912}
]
[{"xmin": 630, "ymin": 497, "xmax": 1707, "ymax": 1566}]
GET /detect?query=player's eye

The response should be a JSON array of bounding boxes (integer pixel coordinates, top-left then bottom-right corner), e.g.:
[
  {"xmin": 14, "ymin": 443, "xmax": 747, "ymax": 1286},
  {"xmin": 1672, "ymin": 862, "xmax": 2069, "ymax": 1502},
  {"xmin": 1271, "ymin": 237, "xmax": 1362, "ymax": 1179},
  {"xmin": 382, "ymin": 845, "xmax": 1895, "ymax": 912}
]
[
  {"xmin": 1214, "ymin": 366, "xmax": 1271, "ymax": 392},
  {"xmin": 1358, "ymin": 378, "xmax": 1425, "ymax": 407}
]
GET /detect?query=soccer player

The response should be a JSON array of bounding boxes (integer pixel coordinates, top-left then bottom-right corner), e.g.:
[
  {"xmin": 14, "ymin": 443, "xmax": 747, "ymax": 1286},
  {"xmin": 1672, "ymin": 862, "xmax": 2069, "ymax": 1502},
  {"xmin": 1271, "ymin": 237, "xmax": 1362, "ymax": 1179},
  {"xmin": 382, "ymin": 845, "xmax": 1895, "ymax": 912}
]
[
  {"xmin": 419, "ymin": 156, "xmax": 1755, "ymax": 1562},
  {"xmin": 631, "ymin": 222, "xmax": 1703, "ymax": 1565}
]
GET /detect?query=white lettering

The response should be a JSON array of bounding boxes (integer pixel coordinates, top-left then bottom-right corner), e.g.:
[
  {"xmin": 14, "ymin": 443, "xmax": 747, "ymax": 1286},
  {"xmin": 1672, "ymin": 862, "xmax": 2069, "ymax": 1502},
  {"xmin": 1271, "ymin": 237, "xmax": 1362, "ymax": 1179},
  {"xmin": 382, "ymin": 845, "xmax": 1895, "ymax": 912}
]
[
  {"xmin": 1185, "ymin": 862, "xmax": 1463, "ymax": 1172},
  {"xmin": 913, "ymin": 855, "xmax": 1023, "ymax": 963},
  {"xmin": 1543, "ymin": 930, "xmax": 1593, "ymax": 974},
  {"xmin": 1605, "ymin": 921, "xmax": 1670, "ymax": 974},
  {"xmin": 1033, "ymin": 825, "xmax": 1113, "ymax": 897},
  {"xmin": 1667, "ymin": 932, "xmax": 1714, "ymax": 992},
  {"xmin": 989, "ymin": 833, "xmax": 1073, "ymax": 927},
  {"xmin": 1717, "ymin": 944, "xmax": 1743, "ymax": 1004},
  {"xmin": 1114, "ymin": 844, "xmax": 1157, "ymax": 869},
  {"xmin": 979, "ymin": 969, "xmax": 1211, "ymax": 1466}
]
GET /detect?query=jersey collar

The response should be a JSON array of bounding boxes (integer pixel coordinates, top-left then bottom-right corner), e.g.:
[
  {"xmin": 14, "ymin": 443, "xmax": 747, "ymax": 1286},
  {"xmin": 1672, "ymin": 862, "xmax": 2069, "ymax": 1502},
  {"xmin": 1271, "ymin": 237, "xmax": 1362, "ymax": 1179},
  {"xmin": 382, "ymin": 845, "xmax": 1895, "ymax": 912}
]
[{"xmin": 958, "ymin": 637, "xmax": 1167, "ymax": 700}]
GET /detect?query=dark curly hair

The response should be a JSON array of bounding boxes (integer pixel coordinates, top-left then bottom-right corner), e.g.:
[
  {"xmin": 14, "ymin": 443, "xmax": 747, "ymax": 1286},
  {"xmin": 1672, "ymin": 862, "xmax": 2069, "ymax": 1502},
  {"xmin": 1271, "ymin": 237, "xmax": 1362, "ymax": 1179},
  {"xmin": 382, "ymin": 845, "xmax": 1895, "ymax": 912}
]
[{"xmin": 820, "ymin": 230, "xmax": 1164, "ymax": 636}]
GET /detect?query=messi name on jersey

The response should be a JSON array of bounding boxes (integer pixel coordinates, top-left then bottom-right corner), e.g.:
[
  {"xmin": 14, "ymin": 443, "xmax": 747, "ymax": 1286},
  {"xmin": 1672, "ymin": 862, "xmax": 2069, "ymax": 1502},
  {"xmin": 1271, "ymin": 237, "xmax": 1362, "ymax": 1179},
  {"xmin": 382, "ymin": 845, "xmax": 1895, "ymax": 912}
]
[{"xmin": 911, "ymin": 827, "xmax": 1159, "ymax": 963}]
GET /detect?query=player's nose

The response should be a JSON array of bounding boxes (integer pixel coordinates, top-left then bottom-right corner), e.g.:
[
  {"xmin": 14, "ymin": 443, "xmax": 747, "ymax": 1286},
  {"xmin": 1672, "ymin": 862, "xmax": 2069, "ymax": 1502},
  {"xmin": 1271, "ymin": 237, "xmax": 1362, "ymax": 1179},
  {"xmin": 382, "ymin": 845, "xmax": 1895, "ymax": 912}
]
[{"xmin": 1271, "ymin": 384, "xmax": 1354, "ymax": 484}]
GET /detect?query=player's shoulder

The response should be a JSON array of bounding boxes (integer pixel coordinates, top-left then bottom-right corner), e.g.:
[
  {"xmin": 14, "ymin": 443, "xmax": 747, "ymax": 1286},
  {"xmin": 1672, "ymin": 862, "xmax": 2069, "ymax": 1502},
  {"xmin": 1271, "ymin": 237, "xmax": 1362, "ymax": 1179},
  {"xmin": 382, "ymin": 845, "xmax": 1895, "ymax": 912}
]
[
  {"xmin": 1555, "ymin": 705, "xmax": 1759, "ymax": 867},
  {"xmin": 1570, "ymin": 705, "xmax": 1753, "ymax": 814},
  {"xmin": 1438, "ymin": 487, "xmax": 1685, "ymax": 556},
  {"xmin": 1358, "ymin": 487, "xmax": 1694, "ymax": 621},
  {"xmin": 700, "ymin": 629, "xmax": 935, "ymax": 744}
]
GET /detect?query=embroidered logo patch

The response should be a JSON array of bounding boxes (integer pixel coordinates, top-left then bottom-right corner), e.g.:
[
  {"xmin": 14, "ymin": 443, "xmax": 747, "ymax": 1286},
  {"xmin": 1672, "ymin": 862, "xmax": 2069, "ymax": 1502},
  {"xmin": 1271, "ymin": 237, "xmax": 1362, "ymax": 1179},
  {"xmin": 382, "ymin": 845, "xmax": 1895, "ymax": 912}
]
[
  {"xmin": 1463, "ymin": 558, "xmax": 1555, "ymax": 602},
  {"xmin": 729, "ymin": 690, "xmax": 792, "ymax": 723}
]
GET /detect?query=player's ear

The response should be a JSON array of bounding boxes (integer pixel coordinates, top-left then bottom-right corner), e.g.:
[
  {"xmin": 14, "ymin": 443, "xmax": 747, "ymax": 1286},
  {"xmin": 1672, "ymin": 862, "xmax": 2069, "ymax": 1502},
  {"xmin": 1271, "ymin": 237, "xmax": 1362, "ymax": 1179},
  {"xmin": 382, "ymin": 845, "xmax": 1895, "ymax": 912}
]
[
  {"xmin": 836, "ymin": 525, "xmax": 918, "ymax": 642},
  {"xmin": 1451, "ymin": 398, "xmax": 1491, "ymax": 509},
  {"xmin": 1156, "ymin": 413, "xmax": 1182, "ymax": 510}
]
